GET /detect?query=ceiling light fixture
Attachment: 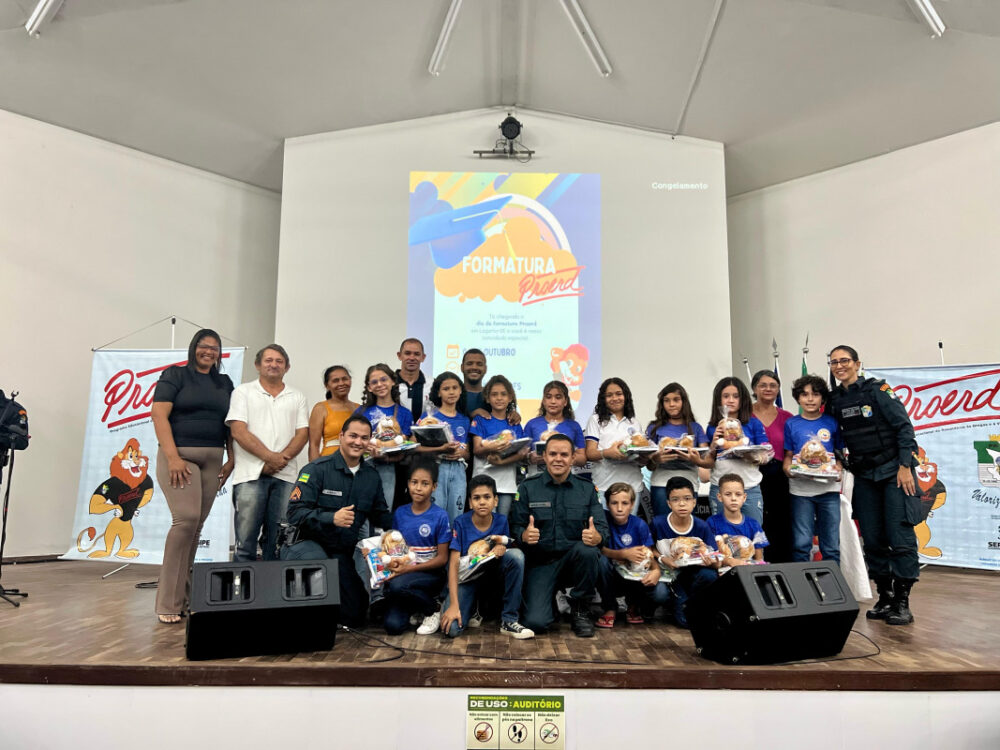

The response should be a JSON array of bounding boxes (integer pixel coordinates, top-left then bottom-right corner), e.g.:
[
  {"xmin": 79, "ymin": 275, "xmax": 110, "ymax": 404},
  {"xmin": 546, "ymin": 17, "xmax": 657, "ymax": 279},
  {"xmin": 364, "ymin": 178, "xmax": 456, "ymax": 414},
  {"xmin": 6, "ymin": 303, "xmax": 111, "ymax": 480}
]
[
  {"xmin": 905, "ymin": 0, "xmax": 945, "ymax": 38},
  {"xmin": 428, "ymin": 0, "xmax": 464, "ymax": 76},
  {"xmin": 24, "ymin": 0, "xmax": 65, "ymax": 38},
  {"xmin": 558, "ymin": 0, "xmax": 612, "ymax": 78}
]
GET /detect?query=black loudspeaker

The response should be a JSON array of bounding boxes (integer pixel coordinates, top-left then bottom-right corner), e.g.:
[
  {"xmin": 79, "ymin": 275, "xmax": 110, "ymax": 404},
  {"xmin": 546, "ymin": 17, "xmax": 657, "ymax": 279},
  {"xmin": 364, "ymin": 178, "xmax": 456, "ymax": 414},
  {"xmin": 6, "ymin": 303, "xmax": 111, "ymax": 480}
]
[
  {"xmin": 186, "ymin": 560, "xmax": 340, "ymax": 660},
  {"xmin": 688, "ymin": 561, "xmax": 859, "ymax": 665}
]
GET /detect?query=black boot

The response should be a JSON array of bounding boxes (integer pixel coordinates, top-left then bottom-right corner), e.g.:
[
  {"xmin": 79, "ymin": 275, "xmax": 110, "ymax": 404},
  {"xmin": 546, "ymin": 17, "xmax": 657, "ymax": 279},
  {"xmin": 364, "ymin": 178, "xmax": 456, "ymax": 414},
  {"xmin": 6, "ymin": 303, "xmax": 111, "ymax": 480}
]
[
  {"xmin": 886, "ymin": 579, "xmax": 915, "ymax": 626},
  {"xmin": 570, "ymin": 599, "xmax": 595, "ymax": 638},
  {"xmin": 866, "ymin": 576, "xmax": 894, "ymax": 620}
]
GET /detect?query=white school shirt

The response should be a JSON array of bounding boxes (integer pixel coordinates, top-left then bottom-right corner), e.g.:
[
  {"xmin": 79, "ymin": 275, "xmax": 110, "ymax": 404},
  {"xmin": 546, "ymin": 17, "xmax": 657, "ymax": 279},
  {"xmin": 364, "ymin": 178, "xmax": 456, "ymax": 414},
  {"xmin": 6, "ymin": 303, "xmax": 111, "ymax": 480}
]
[
  {"xmin": 225, "ymin": 380, "xmax": 309, "ymax": 485},
  {"xmin": 584, "ymin": 413, "xmax": 647, "ymax": 496}
]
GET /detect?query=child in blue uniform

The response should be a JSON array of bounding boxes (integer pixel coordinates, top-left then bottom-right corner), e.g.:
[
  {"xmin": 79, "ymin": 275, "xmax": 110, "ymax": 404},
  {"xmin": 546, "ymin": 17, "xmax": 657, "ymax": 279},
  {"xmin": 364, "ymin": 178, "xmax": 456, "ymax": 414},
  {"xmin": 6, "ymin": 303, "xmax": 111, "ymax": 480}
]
[
  {"xmin": 646, "ymin": 382, "xmax": 711, "ymax": 517},
  {"xmin": 523, "ymin": 381, "xmax": 586, "ymax": 479},
  {"xmin": 418, "ymin": 371, "xmax": 471, "ymax": 522},
  {"xmin": 782, "ymin": 375, "xmax": 844, "ymax": 564},
  {"xmin": 381, "ymin": 459, "xmax": 450, "ymax": 635},
  {"xmin": 470, "ymin": 375, "xmax": 529, "ymax": 516},
  {"xmin": 651, "ymin": 477, "xmax": 720, "ymax": 628},
  {"xmin": 439, "ymin": 475, "xmax": 533, "ymax": 639},
  {"xmin": 705, "ymin": 377, "xmax": 770, "ymax": 523},
  {"xmin": 595, "ymin": 483, "xmax": 668, "ymax": 628},
  {"xmin": 355, "ymin": 363, "xmax": 414, "ymax": 506},
  {"xmin": 707, "ymin": 473, "xmax": 768, "ymax": 566}
]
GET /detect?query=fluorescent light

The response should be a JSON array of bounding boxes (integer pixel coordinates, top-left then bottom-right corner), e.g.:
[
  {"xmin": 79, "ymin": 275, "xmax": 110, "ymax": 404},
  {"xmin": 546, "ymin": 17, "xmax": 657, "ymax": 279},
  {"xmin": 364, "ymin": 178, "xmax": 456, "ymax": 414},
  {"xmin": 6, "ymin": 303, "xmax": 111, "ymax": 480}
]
[
  {"xmin": 906, "ymin": 0, "xmax": 946, "ymax": 38},
  {"xmin": 25, "ymin": 0, "xmax": 65, "ymax": 37},
  {"xmin": 428, "ymin": 0, "xmax": 464, "ymax": 76},
  {"xmin": 558, "ymin": 0, "xmax": 612, "ymax": 78}
]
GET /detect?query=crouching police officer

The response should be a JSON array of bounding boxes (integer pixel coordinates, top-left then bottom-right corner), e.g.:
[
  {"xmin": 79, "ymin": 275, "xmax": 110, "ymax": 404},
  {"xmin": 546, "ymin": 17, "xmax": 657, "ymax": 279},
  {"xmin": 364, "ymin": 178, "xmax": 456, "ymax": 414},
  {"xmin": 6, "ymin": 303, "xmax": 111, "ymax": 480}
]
[
  {"xmin": 509, "ymin": 433, "xmax": 608, "ymax": 637},
  {"xmin": 281, "ymin": 414, "xmax": 391, "ymax": 628},
  {"xmin": 828, "ymin": 345, "xmax": 919, "ymax": 626}
]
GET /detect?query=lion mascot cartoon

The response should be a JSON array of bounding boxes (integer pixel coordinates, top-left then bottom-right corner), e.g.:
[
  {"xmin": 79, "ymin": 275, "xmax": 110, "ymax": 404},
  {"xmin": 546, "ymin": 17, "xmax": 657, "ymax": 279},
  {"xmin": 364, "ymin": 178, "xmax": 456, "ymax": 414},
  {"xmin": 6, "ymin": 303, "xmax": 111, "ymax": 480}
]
[
  {"xmin": 913, "ymin": 446, "xmax": 946, "ymax": 559},
  {"xmin": 77, "ymin": 437, "xmax": 154, "ymax": 559},
  {"xmin": 550, "ymin": 343, "xmax": 590, "ymax": 406}
]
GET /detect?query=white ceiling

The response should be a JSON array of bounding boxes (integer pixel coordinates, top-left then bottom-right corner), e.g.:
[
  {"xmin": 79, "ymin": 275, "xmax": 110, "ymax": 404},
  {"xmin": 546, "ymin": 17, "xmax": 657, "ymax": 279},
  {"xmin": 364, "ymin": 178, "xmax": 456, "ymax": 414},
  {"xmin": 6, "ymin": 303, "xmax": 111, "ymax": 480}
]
[{"xmin": 1, "ymin": 0, "xmax": 997, "ymax": 196}]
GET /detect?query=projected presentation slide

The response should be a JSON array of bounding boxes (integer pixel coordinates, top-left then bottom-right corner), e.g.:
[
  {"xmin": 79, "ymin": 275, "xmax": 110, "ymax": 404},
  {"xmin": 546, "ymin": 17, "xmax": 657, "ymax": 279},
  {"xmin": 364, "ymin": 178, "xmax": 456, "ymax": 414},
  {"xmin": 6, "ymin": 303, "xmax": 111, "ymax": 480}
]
[{"xmin": 408, "ymin": 172, "xmax": 601, "ymax": 416}]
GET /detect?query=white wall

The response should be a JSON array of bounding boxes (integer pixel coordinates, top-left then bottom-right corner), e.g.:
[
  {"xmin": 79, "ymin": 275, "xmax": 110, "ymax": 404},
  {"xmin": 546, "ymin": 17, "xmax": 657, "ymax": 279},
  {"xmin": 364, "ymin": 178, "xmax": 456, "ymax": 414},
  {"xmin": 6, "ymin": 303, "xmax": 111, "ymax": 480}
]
[
  {"xmin": 2, "ymin": 684, "xmax": 999, "ymax": 749},
  {"xmin": 0, "ymin": 110, "xmax": 281, "ymax": 557},
  {"xmin": 727, "ymin": 122, "xmax": 1000, "ymax": 384},
  {"xmin": 276, "ymin": 108, "xmax": 730, "ymax": 424}
]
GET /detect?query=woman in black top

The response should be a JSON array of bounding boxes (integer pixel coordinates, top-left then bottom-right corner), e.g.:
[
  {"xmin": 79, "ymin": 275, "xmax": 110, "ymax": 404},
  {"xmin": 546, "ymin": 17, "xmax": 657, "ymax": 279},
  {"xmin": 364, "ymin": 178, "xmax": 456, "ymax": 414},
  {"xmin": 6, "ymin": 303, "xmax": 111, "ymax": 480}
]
[{"xmin": 151, "ymin": 329, "xmax": 234, "ymax": 623}]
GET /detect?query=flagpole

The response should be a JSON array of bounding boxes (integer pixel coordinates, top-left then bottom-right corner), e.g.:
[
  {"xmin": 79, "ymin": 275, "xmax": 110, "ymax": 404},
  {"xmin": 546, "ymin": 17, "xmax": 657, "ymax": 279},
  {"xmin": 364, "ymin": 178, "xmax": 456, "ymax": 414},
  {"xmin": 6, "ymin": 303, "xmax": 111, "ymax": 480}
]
[
  {"xmin": 742, "ymin": 355, "xmax": 752, "ymax": 383},
  {"xmin": 772, "ymin": 338, "xmax": 783, "ymax": 408}
]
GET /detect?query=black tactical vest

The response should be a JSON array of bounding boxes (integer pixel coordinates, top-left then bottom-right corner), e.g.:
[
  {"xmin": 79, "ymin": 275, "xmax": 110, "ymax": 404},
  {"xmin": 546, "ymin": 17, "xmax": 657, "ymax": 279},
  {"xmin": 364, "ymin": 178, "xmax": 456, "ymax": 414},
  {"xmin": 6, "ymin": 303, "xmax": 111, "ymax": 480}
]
[{"xmin": 830, "ymin": 379, "xmax": 897, "ymax": 471}]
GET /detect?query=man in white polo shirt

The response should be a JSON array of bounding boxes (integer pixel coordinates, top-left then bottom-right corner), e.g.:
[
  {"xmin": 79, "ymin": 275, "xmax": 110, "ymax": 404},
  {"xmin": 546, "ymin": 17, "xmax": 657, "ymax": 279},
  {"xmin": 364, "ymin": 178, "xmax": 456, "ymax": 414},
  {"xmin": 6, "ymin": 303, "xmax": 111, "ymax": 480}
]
[{"xmin": 226, "ymin": 344, "xmax": 309, "ymax": 561}]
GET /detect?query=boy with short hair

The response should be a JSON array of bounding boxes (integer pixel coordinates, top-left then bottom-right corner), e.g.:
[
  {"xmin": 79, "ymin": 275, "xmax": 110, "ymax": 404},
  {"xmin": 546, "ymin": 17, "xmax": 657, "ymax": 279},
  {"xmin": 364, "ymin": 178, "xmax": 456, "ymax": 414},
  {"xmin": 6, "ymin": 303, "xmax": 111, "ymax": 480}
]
[
  {"xmin": 782, "ymin": 375, "xmax": 844, "ymax": 564},
  {"xmin": 707, "ymin": 473, "xmax": 768, "ymax": 566},
  {"xmin": 651, "ymin": 476, "xmax": 720, "ymax": 628},
  {"xmin": 595, "ymin": 482, "xmax": 668, "ymax": 628},
  {"xmin": 439, "ymin": 475, "xmax": 534, "ymax": 639}
]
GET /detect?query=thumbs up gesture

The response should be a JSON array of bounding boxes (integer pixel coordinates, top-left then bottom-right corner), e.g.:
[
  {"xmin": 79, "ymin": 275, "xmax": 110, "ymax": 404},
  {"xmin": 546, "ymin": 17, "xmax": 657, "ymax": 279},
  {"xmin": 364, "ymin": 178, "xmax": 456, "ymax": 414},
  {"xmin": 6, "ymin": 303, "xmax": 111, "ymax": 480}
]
[
  {"xmin": 334, "ymin": 504, "xmax": 356, "ymax": 528},
  {"xmin": 581, "ymin": 515, "xmax": 601, "ymax": 547},
  {"xmin": 522, "ymin": 514, "xmax": 540, "ymax": 545}
]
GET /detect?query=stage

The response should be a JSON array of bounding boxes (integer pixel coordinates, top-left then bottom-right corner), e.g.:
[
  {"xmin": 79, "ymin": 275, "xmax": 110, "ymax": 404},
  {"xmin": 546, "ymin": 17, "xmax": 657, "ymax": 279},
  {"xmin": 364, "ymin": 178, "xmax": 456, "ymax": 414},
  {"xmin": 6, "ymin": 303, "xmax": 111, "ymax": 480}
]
[{"xmin": 1, "ymin": 560, "xmax": 998, "ymax": 692}]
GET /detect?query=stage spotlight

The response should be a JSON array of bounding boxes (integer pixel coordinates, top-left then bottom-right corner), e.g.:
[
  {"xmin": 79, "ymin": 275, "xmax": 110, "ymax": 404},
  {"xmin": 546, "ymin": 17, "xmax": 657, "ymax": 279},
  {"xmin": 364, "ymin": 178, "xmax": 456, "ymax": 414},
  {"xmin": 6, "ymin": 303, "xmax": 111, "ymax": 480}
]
[{"xmin": 500, "ymin": 116, "xmax": 522, "ymax": 141}]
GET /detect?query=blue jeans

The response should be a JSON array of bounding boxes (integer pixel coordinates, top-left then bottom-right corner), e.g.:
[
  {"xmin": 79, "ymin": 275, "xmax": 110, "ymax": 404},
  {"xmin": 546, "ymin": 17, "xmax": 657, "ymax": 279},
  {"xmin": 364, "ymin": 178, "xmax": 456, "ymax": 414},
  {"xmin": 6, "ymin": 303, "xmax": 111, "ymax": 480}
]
[
  {"xmin": 382, "ymin": 569, "xmax": 446, "ymax": 635},
  {"xmin": 791, "ymin": 491, "xmax": 841, "ymax": 564},
  {"xmin": 443, "ymin": 548, "xmax": 526, "ymax": 637},
  {"xmin": 233, "ymin": 476, "xmax": 293, "ymax": 562},
  {"xmin": 596, "ymin": 557, "xmax": 671, "ymax": 612},
  {"xmin": 708, "ymin": 483, "xmax": 763, "ymax": 524},
  {"xmin": 497, "ymin": 493, "xmax": 515, "ymax": 517},
  {"xmin": 650, "ymin": 486, "xmax": 669, "ymax": 518},
  {"xmin": 671, "ymin": 566, "xmax": 717, "ymax": 628},
  {"xmin": 433, "ymin": 460, "xmax": 467, "ymax": 522},
  {"xmin": 374, "ymin": 462, "xmax": 395, "ymax": 506}
]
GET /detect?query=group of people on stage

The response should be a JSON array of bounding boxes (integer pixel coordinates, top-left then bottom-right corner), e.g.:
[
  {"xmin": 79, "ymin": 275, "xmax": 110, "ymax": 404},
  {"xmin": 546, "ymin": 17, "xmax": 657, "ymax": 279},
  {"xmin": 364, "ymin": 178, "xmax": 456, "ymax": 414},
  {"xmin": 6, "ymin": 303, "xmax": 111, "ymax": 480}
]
[{"xmin": 150, "ymin": 331, "xmax": 922, "ymax": 636}]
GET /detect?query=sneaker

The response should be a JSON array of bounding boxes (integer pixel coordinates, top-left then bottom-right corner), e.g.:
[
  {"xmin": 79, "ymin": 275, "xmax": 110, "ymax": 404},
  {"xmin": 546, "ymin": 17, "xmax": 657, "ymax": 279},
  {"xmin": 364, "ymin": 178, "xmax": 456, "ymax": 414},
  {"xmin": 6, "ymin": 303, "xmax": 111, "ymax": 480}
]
[
  {"xmin": 468, "ymin": 609, "xmax": 483, "ymax": 628},
  {"xmin": 500, "ymin": 620, "xmax": 535, "ymax": 640},
  {"xmin": 416, "ymin": 611, "xmax": 441, "ymax": 635}
]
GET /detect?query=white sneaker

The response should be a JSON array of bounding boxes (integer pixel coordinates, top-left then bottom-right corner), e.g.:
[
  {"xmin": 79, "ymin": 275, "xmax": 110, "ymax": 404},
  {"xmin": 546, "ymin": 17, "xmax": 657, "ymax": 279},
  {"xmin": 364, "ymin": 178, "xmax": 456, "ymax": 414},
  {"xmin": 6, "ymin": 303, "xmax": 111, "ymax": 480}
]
[
  {"xmin": 416, "ymin": 611, "xmax": 441, "ymax": 635},
  {"xmin": 501, "ymin": 620, "xmax": 535, "ymax": 639},
  {"xmin": 469, "ymin": 609, "xmax": 483, "ymax": 628}
]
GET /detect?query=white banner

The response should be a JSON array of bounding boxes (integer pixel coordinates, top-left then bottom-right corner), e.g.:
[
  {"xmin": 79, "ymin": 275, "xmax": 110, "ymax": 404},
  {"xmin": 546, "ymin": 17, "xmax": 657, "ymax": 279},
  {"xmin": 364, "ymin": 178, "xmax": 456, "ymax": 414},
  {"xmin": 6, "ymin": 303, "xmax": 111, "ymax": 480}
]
[
  {"xmin": 62, "ymin": 348, "xmax": 243, "ymax": 565},
  {"xmin": 866, "ymin": 364, "xmax": 1000, "ymax": 571}
]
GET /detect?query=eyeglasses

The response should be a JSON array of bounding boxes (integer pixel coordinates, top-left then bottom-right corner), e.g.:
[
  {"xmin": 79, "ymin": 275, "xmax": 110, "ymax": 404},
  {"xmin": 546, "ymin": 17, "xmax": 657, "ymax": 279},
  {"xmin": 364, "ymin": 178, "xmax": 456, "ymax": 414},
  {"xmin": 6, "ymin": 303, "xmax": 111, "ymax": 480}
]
[{"xmin": 829, "ymin": 358, "xmax": 855, "ymax": 367}]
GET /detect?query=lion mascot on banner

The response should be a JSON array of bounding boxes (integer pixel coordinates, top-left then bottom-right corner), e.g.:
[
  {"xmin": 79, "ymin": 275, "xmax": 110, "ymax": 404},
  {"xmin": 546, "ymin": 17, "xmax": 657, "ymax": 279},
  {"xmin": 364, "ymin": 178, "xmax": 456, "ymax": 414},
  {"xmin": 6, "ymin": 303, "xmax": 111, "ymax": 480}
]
[
  {"xmin": 913, "ymin": 446, "xmax": 947, "ymax": 559},
  {"xmin": 550, "ymin": 343, "xmax": 590, "ymax": 407},
  {"xmin": 76, "ymin": 438, "xmax": 154, "ymax": 559}
]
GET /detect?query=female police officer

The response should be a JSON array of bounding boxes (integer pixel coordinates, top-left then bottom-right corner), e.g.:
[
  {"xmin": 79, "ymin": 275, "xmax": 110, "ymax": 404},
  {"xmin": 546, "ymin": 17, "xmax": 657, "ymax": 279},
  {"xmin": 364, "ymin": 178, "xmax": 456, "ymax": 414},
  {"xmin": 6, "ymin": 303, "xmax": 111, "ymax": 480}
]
[{"xmin": 828, "ymin": 345, "xmax": 919, "ymax": 625}]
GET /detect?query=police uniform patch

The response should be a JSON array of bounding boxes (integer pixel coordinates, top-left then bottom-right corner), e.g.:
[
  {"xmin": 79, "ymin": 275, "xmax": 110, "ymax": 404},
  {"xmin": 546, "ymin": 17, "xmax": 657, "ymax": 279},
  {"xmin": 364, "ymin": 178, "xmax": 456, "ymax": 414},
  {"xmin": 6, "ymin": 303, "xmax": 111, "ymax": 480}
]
[
  {"xmin": 862, "ymin": 405, "xmax": 873, "ymax": 418},
  {"xmin": 290, "ymin": 487, "xmax": 302, "ymax": 501},
  {"xmin": 513, "ymin": 492, "xmax": 520, "ymax": 503},
  {"xmin": 297, "ymin": 473, "xmax": 310, "ymax": 483},
  {"xmin": 880, "ymin": 383, "xmax": 898, "ymax": 400}
]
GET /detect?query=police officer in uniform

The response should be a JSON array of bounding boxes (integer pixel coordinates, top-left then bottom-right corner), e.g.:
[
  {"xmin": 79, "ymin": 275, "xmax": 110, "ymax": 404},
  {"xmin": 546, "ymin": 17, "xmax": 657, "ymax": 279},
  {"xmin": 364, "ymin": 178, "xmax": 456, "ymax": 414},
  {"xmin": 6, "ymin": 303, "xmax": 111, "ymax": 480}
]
[
  {"xmin": 509, "ymin": 433, "xmax": 608, "ymax": 637},
  {"xmin": 828, "ymin": 345, "xmax": 919, "ymax": 625},
  {"xmin": 281, "ymin": 414, "xmax": 391, "ymax": 627}
]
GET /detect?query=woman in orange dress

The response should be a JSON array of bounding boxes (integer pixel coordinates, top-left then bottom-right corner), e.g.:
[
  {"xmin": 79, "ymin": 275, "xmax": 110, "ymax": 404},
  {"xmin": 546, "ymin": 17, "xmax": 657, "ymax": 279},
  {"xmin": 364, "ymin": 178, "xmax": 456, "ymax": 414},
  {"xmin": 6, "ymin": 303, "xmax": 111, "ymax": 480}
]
[{"xmin": 308, "ymin": 365, "xmax": 359, "ymax": 461}]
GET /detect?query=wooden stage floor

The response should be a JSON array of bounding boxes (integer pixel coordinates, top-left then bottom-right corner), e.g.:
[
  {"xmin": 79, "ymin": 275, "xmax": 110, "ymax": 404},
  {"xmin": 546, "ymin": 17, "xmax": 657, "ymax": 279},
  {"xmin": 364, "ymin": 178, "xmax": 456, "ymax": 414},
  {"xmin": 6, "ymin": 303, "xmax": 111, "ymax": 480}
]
[{"xmin": 0, "ymin": 560, "xmax": 998, "ymax": 691}]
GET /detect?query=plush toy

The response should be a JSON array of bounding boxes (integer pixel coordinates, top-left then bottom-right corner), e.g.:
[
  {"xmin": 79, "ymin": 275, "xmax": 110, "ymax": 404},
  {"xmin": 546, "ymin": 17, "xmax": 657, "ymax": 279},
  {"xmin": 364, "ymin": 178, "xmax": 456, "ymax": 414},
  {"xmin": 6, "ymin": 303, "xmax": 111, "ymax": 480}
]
[
  {"xmin": 716, "ymin": 534, "xmax": 754, "ymax": 561},
  {"xmin": 715, "ymin": 417, "xmax": 749, "ymax": 450},
  {"xmin": 371, "ymin": 415, "xmax": 405, "ymax": 449}
]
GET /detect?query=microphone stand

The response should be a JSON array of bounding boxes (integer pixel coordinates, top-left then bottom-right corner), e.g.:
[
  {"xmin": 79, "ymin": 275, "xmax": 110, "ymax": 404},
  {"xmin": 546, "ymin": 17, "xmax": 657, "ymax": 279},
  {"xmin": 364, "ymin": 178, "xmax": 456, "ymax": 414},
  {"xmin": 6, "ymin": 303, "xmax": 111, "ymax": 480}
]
[{"xmin": 0, "ymin": 440, "xmax": 28, "ymax": 607}]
